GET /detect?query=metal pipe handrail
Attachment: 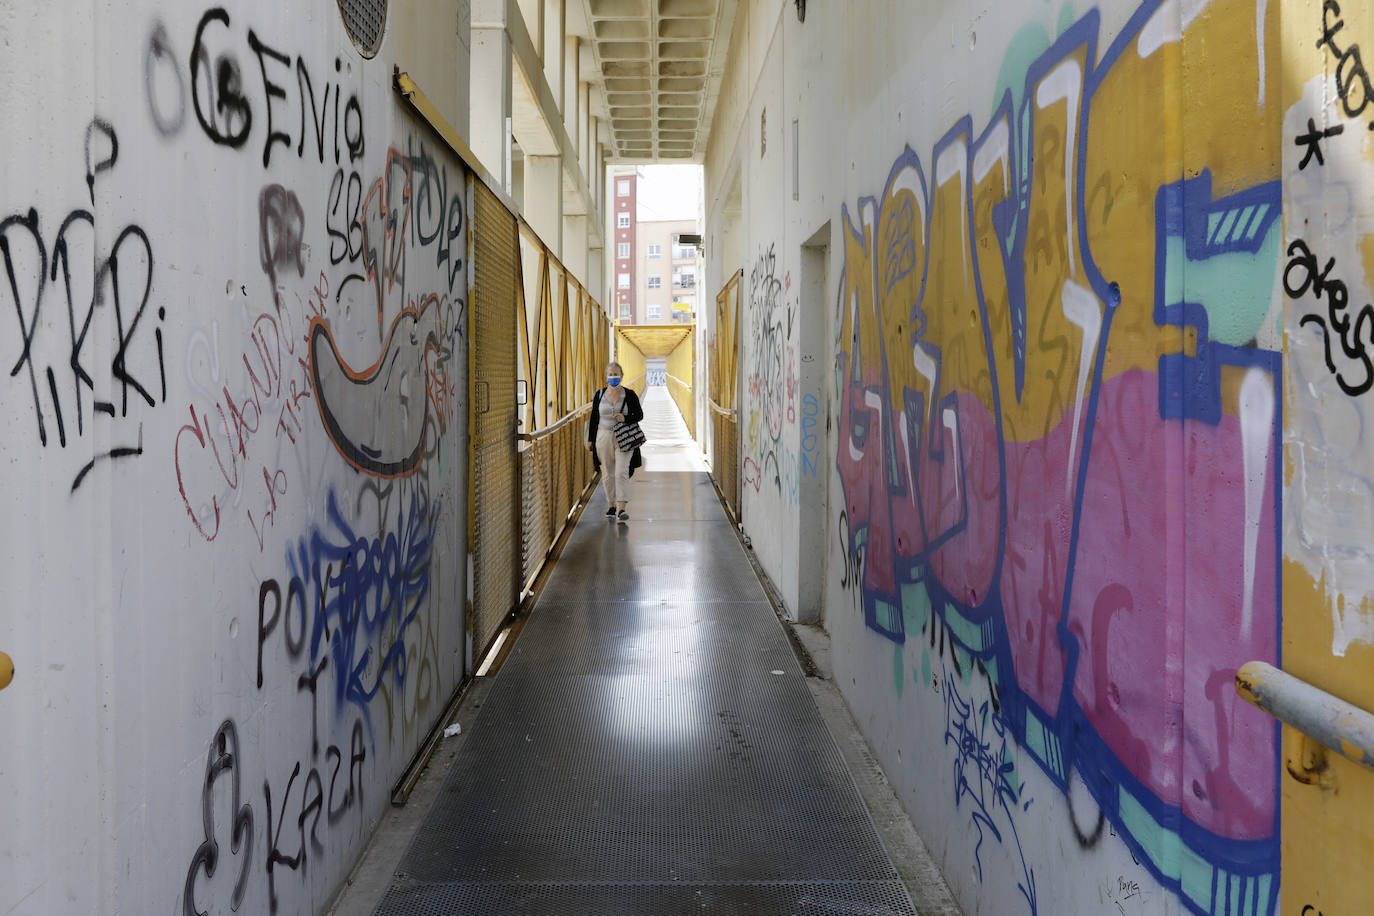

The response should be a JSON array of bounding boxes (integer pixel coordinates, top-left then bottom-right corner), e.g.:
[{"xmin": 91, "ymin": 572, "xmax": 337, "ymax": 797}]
[
  {"xmin": 708, "ymin": 398, "xmax": 736, "ymax": 418},
  {"xmin": 518, "ymin": 404, "xmax": 593, "ymax": 442},
  {"xmin": 666, "ymin": 373, "xmax": 691, "ymax": 391},
  {"xmin": 1235, "ymin": 660, "xmax": 1374, "ymax": 774}
]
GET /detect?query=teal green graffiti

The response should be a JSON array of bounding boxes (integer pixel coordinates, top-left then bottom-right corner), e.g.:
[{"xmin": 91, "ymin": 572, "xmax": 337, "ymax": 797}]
[
  {"xmin": 1057, "ymin": 3, "xmax": 1077, "ymax": 37},
  {"xmin": 901, "ymin": 582, "xmax": 933, "ymax": 635},
  {"xmin": 993, "ymin": 23, "xmax": 1053, "ymax": 112},
  {"xmin": 954, "ymin": 643, "xmax": 974, "ymax": 684},
  {"xmin": 1174, "ymin": 223, "xmax": 1282, "ymax": 345}
]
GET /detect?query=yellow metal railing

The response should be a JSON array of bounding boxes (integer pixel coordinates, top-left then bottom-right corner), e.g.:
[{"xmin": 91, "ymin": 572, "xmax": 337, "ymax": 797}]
[
  {"xmin": 510, "ymin": 218, "xmax": 608, "ymax": 601},
  {"xmin": 710, "ymin": 271, "xmax": 740, "ymax": 410},
  {"xmin": 665, "ymin": 326, "xmax": 695, "ymax": 438},
  {"xmin": 516, "ymin": 220, "xmax": 610, "ymax": 436},
  {"xmin": 667, "ymin": 372, "xmax": 694, "ymax": 438},
  {"xmin": 469, "ymin": 179, "xmax": 522, "ymax": 664},
  {"xmin": 518, "ymin": 406, "xmax": 597, "ymax": 595},
  {"xmin": 709, "ymin": 271, "xmax": 741, "ymax": 521},
  {"xmin": 709, "ymin": 401, "xmax": 739, "ymax": 523}
]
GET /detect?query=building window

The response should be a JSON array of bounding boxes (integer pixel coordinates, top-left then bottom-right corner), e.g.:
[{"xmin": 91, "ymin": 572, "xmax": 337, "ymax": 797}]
[
  {"xmin": 672, "ymin": 266, "xmax": 696, "ymax": 288},
  {"xmin": 618, "ymin": 214, "xmax": 630, "ymax": 228},
  {"xmin": 618, "ymin": 273, "xmax": 630, "ymax": 290},
  {"xmin": 673, "ymin": 243, "xmax": 696, "ymax": 260},
  {"xmin": 617, "ymin": 179, "xmax": 630, "ymax": 197},
  {"xmin": 618, "ymin": 242, "xmax": 630, "ymax": 258},
  {"xmin": 647, "ymin": 303, "xmax": 662, "ymax": 319},
  {"xmin": 648, "ymin": 244, "xmax": 662, "ymax": 259},
  {"xmin": 620, "ymin": 303, "xmax": 631, "ymax": 319},
  {"xmin": 647, "ymin": 275, "xmax": 661, "ymax": 289}
]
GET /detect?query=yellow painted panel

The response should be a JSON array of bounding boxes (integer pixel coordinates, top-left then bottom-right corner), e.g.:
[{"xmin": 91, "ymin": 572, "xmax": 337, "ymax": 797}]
[
  {"xmin": 1280, "ymin": 564, "xmax": 1374, "ymax": 912},
  {"xmin": 1281, "ymin": 0, "xmax": 1374, "ymax": 909},
  {"xmin": 666, "ymin": 329, "xmax": 695, "ymax": 437},
  {"xmin": 615, "ymin": 327, "xmax": 648, "ymax": 390}
]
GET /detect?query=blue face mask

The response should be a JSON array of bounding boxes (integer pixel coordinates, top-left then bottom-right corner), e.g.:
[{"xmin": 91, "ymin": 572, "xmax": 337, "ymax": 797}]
[{"xmin": 607, "ymin": 376, "xmax": 621, "ymax": 387}]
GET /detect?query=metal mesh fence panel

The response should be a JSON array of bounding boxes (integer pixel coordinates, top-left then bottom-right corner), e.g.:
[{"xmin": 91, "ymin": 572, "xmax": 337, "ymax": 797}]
[{"xmin": 470, "ymin": 182, "xmax": 520, "ymax": 661}]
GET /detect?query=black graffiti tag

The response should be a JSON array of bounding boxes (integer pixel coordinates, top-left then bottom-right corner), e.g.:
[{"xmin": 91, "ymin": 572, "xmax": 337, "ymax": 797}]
[
  {"xmin": 191, "ymin": 8, "xmax": 253, "ymax": 149},
  {"xmin": 259, "ymin": 184, "xmax": 306, "ymax": 313},
  {"xmin": 190, "ymin": 8, "xmax": 368, "ymax": 168},
  {"xmin": 183, "ymin": 720, "xmax": 254, "ymax": 915},
  {"xmin": 2, "ymin": 121, "xmax": 166, "ymax": 476},
  {"xmin": 145, "ymin": 21, "xmax": 188, "ymax": 137},
  {"xmin": 1296, "ymin": 118, "xmax": 1345, "ymax": 170},
  {"xmin": 1319, "ymin": 0, "xmax": 1374, "ymax": 126},
  {"xmin": 263, "ymin": 720, "xmax": 366, "ymax": 913},
  {"xmin": 1285, "ymin": 237, "xmax": 1374, "ymax": 395}
]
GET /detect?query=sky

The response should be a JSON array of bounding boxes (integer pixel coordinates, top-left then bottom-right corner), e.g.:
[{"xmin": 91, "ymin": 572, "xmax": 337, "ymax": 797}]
[{"xmin": 634, "ymin": 164, "xmax": 703, "ymax": 225}]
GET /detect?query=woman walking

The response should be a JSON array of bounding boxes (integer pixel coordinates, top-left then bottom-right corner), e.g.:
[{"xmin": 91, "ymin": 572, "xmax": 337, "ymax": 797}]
[{"xmin": 586, "ymin": 361, "xmax": 644, "ymax": 520}]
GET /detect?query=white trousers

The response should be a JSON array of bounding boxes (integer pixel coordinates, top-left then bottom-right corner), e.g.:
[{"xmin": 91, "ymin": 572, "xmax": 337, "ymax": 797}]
[{"xmin": 596, "ymin": 428, "xmax": 631, "ymax": 506}]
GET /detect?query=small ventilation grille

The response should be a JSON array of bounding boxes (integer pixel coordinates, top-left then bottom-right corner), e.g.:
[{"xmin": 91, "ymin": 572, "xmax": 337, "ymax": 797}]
[{"xmin": 338, "ymin": 0, "xmax": 387, "ymax": 58}]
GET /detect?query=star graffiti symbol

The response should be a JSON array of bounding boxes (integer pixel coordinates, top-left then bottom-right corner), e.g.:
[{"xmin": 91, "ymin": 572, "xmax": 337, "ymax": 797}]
[{"xmin": 1296, "ymin": 118, "xmax": 1345, "ymax": 170}]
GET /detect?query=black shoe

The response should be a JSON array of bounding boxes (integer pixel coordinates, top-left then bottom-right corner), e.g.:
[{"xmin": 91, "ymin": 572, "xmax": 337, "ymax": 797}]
[
  {"xmin": 605, "ymin": 506, "xmax": 617, "ymax": 517},
  {"xmin": 618, "ymin": 509, "xmax": 629, "ymax": 521}
]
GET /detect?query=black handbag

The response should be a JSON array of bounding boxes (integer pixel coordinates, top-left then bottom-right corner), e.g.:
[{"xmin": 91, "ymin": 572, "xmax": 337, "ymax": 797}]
[{"xmin": 612, "ymin": 394, "xmax": 646, "ymax": 451}]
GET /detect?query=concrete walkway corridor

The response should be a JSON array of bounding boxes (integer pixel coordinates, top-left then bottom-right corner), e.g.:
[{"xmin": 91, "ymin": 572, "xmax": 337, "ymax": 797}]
[
  {"xmin": 358, "ymin": 387, "xmax": 920, "ymax": 914},
  {"xmin": 637, "ymin": 384, "xmax": 706, "ymax": 473}
]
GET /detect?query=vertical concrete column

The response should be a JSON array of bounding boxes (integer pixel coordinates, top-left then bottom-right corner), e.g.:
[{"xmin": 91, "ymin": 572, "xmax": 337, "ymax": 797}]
[
  {"xmin": 526, "ymin": 155, "xmax": 564, "ymax": 254},
  {"xmin": 589, "ymin": 116, "xmax": 600, "ymax": 193},
  {"xmin": 563, "ymin": 214, "xmax": 590, "ymax": 286},
  {"xmin": 471, "ymin": 0, "xmax": 513, "ymax": 189},
  {"xmin": 564, "ymin": 37, "xmax": 580, "ymax": 135},
  {"xmin": 510, "ymin": 153, "xmax": 526, "ymax": 212},
  {"xmin": 598, "ymin": 145, "xmax": 607, "ymax": 217},
  {"xmin": 588, "ymin": 245, "xmax": 605, "ymax": 311},
  {"xmin": 592, "ymin": 131, "xmax": 602, "ymax": 201},
  {"xmin": 544, "ymin": 0, "xmax": 565, "ymax": 113},
  {"xmin": 595, "ymin": 143, "xmax": 608, "ymax": 304},
  {"xmin": 580, "ymin": 83, "xmax": 591, "ymax": 180}
]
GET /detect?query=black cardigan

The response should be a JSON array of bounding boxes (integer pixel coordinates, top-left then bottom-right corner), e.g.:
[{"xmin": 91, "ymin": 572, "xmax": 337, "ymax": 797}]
[{"xmin": 588, "ymin": 387, "xmax": 644, "ymax": 476}]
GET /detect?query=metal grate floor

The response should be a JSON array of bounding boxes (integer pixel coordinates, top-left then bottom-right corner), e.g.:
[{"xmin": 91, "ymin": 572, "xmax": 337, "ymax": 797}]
[{"xmin": 376, "ymin": 471, "xmax": 914, "ymax": 915}]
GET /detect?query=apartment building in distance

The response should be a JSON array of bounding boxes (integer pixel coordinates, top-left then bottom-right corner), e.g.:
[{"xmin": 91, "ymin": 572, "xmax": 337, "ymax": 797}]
[
  {"xmin": 611, "ymin": 166, "xmax": 637, "ymax": 322},
  {"xmin": 609, "ymin": 165, "xmax": 700, "ymax": 325},
  {"xmin": 635, "ymin": 219, "xmax": 698, "ymax": 325}
]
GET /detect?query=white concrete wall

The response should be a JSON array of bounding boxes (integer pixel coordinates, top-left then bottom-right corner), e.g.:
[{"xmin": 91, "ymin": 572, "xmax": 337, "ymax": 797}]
[
  {"xmin": 705, "ymin": 1, "xmax": 1293, "ymax": 913},
  {"xmin": 0, "ymin": 3, "xmax": 470, "ymax": 914}
]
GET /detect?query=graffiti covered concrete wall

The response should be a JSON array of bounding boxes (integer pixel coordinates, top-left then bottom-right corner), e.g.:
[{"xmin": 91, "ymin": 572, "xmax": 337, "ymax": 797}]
[
  {"xmin": 727, "ymin": 20, "xmax": 805, "ymax": 607},
  {"xmin": 0, "ymin": 3, "xmax": 469, "ymax": 914},
  {"xmin": 697, "ymin": 0, "xmax": 1371, "ymax": 912},
  {"xmin": 832, "ymin": 2, "xmax": 1282, "ymax": 912},
  {"xmin": 1279, "ymin": 1, "xmax": 1374, "ymax": 911}
]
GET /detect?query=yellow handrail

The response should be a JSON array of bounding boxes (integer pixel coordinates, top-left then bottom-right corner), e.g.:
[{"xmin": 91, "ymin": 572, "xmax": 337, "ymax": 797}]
[
  {"xmin": 708, "ymin": 398, "xmax": 736, "ymax": 418},
  {"xmin": 518, "ymin": 405, "xmax": 592, "ymax": 442}
]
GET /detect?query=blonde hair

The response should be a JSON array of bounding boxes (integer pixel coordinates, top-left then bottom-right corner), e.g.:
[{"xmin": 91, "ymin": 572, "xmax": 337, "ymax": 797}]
[{"xmin": 607, "ymin": 361, "xmax": 624, "ymax": 375}]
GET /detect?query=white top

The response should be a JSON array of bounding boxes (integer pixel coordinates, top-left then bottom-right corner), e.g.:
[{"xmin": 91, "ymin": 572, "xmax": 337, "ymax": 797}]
[{"xmin": 598, "ymin": 390, "xmax": 625, "ymax": 430}]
